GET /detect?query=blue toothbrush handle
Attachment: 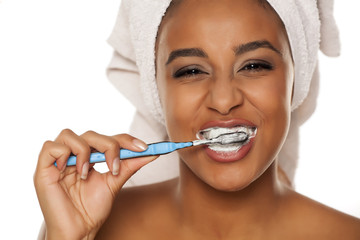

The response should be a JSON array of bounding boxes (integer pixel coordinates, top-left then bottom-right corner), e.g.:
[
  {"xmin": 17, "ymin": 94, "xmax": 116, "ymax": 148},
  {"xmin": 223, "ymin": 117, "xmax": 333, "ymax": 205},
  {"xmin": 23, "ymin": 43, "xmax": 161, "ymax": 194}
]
[
  {"xmin": 120, "ymin": 141, "xmax": 192, "ymax": 159},
  {"xmin": 59, "ymin": 141, "xmax": 193, "ymax": 167},
  {"xmin": 66, "ymin": 152, "xmax": 105, "ymax": 166}
]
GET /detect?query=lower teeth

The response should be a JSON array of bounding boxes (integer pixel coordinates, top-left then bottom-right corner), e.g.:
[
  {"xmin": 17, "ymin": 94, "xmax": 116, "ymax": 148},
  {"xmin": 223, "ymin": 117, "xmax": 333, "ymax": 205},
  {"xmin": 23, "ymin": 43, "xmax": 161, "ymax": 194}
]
[{"xmin": 208, "ymin": 143, "xmax": 244, "ymax": 152}]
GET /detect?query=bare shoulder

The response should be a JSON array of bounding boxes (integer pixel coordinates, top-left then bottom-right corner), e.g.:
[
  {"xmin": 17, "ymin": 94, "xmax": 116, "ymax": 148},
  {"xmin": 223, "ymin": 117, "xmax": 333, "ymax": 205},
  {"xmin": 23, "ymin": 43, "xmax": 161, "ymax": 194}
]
[
  {"xmin": 279, "ymin": 189, "xmax": 360, "ymax": 239},
  {"xmin": 95, "ymin": 178, "xmax": 179, "ymax": 239}
]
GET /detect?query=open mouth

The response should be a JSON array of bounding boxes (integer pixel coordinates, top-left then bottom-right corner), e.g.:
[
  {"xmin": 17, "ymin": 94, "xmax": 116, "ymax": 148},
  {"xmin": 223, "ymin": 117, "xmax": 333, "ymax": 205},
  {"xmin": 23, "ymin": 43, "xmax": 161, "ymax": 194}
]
[{"xmin": 196, "ymin": 125, "xmax": 257, "ymax": 152}]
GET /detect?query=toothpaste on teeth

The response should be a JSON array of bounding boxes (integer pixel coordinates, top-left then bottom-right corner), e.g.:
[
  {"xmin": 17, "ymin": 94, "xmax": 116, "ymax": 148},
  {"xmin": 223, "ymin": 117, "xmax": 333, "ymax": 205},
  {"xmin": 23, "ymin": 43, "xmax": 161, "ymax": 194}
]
[{"xmin": 197, "ymin": 126, "xmax": 257, "ymax": 152}]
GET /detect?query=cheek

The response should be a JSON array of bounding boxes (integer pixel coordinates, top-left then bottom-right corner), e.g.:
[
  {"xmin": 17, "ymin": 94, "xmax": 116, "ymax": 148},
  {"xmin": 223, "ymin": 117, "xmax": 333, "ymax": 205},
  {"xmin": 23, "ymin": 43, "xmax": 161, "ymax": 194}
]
[
  {"xmin": 161, "ymin": 81, "xmax": 208, "ymax": 141},
  {"xmin": 246, "ymin": 73, "xmax": 292, "ymax": 119},
  {"xmin": 246, "ymin": 73, "xmax": 292, "ymax": 158}
]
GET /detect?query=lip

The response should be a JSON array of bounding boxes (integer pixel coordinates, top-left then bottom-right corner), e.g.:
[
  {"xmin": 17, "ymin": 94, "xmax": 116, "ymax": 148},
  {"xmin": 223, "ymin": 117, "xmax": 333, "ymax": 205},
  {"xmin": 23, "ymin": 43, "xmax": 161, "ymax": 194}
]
[
  {"xmin": 199, "ymin": 119, "xmax": 257, "ymax": 131},
  {"xmin": 204, "ymin": 138, "xmax": 254, "ymax": 163},
  {"xmin": 198, "ymin": 119, "xmax": 257, "ymax": 163}
]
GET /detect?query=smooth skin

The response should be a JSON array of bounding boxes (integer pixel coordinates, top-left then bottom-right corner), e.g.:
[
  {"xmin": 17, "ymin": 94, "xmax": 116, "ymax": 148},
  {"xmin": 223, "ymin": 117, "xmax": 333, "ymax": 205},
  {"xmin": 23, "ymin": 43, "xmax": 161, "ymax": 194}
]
[{"xmin": 35, "ymin": 0, "xmax": 360, "ymax": 239}]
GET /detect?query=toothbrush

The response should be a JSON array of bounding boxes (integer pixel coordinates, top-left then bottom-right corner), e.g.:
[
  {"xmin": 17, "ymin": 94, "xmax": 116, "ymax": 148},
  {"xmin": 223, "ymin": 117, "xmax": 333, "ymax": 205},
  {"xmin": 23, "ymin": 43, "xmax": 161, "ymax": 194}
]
[{"xmin": 58, "ymin": 131, "xmax": 250, "ymax": 167}]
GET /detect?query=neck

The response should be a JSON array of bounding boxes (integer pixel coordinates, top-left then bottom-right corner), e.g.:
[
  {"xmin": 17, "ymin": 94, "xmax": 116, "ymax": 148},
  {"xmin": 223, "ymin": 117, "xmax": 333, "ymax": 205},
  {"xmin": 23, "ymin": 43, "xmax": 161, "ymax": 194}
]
[{"xmin": 175, "ymin": 160, "xmax": 285, "ymax": 237}]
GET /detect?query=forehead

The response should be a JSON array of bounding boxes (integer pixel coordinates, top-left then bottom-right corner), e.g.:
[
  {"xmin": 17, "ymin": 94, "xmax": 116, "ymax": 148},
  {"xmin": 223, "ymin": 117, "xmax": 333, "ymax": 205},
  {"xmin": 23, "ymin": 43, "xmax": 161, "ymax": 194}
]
[{"xmin": 157, "ymin": 0, "xmax": 287, "ymax": 54}]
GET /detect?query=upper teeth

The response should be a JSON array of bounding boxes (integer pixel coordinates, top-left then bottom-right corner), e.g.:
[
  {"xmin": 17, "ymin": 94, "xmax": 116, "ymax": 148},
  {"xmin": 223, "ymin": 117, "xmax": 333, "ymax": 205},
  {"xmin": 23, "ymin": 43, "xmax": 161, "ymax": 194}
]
[{"xmin": 197, "ymin": 126, "xmax": 256, "ymax": 141}]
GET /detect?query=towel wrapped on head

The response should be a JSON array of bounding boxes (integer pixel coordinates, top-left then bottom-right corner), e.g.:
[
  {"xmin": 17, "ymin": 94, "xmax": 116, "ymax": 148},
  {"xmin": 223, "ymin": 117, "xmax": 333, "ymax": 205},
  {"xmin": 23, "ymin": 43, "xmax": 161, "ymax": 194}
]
[{"xmin": 107, "ymin": 0, "xmax": 340, "ymax": 187}]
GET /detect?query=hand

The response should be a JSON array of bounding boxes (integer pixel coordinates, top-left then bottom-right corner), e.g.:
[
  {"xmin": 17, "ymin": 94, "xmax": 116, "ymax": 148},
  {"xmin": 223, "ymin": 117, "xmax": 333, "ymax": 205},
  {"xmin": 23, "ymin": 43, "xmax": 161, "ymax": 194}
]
[{"xmin": 34, "ymin": 129, "xmax": 157, "ymax": 240}]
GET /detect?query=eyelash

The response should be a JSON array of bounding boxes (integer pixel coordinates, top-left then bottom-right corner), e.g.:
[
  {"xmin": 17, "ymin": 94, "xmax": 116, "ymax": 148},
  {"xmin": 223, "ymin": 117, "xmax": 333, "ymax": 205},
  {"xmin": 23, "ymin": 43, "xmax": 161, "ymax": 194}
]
[
  {"xmin": 173, "ymin": 66, "xmax": 206, "ymax": 78},
  {"xmin": 173, "ymin": 61, "xmax": 273, "ymax": 79},
  {"xmin": 239, "ymin": 61, "xmax": 273, "ymax": 72}
]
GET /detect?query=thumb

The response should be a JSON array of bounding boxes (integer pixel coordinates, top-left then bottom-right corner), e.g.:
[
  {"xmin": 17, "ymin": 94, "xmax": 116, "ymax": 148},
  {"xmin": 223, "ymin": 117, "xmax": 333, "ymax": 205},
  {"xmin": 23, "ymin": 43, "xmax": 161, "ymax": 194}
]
[{"xmin": 106, "ymin": 156, "xmax": 158, "ymax": 193}]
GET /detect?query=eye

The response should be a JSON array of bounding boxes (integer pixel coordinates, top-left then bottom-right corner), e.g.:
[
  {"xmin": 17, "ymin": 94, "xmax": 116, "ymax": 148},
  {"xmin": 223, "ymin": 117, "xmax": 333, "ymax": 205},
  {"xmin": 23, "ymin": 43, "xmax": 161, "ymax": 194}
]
[
  {"xmin": 173, "ymin": 66, "xmax": 208, "ymax": 78},
  {"xmin": 239, "ymin": 61, "xmax": 273, "ymax": 73}
]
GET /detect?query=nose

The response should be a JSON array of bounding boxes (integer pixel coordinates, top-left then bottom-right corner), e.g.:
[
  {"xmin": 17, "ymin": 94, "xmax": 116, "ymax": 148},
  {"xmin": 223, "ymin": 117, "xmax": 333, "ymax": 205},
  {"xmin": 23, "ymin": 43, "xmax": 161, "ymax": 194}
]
[{"xmin": 207, "ymin": 78, "xmax": 244, "ymax": 115}]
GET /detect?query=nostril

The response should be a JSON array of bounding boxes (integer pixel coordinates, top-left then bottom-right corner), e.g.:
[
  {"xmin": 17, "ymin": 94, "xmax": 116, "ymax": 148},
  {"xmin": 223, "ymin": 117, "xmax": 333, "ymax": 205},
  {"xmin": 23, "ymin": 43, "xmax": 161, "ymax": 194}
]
[
  {"xmin": 208, "ymin": 85, "xmax": 244, "ymax": 115},
  {"xmin": 210, "ymin": 103, "xmax": 242, "ymax": 115}
]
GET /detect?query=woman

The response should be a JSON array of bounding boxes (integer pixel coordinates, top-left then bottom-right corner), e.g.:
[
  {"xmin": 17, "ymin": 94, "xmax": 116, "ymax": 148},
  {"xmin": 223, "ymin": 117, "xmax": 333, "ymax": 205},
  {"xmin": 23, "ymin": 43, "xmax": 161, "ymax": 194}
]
[{"xmin": 34, "ymin": 0, "xmax": 360, "ymax": 239}]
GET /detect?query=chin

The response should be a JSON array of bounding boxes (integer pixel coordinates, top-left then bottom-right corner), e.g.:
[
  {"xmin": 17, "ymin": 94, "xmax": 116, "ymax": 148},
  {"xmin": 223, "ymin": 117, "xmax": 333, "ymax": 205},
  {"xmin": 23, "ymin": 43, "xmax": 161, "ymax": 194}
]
[
  {"xmin": 203, "ymin": 170, "xmax": 258, "ymax": 192},
  {"xmin": 211, "ymin": 183, "xmax": 251, "ymax": 192}
]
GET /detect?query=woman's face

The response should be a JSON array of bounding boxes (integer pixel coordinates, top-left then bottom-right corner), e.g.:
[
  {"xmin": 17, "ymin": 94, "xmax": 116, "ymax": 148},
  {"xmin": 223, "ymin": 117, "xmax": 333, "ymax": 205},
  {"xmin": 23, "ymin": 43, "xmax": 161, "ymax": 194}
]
[{"xmin": 156, "ymin": 0, "xmax": 294, "ymax": 191}]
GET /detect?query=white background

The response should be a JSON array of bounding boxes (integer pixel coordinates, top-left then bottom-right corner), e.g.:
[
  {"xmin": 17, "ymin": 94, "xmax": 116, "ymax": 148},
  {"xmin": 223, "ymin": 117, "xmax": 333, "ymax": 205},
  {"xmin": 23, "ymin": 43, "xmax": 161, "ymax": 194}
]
[{"xmin": 0, "ymin": 0, "xmax": 359, "ymax": 238}]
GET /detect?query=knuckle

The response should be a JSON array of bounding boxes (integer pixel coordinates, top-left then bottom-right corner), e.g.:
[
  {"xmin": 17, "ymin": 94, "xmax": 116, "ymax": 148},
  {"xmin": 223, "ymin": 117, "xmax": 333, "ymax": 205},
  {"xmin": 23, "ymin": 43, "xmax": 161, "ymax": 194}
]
[
  {"xmin": 114, "ymin": 133, "xmax": 131, "ymax": 140},
  {"xmin": 42, "ymin": 140, "xmax": 53, "ymax": 149},
  {"xmin": 33, "ymin": 170, "xmax": 42, "ymax": 187},
  {"xmin": 77, "ymin": 144, "xmax": 91, "ymax": 155},
  {"xmin": 60, "ymin": 128, "xmax": 74, "ymax": 136},
  {"xmin": 82, "ymin": 130, "xmax": 96, "ymax": 137},
  {"xmin": 33, "ymin": 173, "xmax": 39, "ymax": 188},
  {"xmin": 117, "ymin": 133, "xmax": 127, "ymax": 138},
  {"xmin": 113, "ymin": 134, "xmax": 135, "ymax": 146},
  {"xmin": 106, "ymin": 139, "xmax": 119, "ymax": 150}
]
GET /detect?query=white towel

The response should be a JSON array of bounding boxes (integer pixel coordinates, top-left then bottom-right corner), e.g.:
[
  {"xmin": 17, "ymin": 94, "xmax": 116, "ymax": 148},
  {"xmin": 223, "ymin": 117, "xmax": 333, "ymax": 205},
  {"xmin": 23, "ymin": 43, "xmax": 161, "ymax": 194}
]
[{"xmin": 107, "ymin": 0, "xmax": 340, "ymax": 187}]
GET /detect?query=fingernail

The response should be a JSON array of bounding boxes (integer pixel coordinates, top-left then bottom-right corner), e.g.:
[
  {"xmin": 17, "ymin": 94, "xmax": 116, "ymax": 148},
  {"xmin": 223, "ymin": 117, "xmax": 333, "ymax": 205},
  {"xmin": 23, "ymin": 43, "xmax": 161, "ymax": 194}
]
[
  {"xmin": 81, "ymin": 162, "xmax": 89, "ymax": 180},
  {"xmin": 112, "ymin": 157, "xmax": 120, "ymax": 176},
  {"xmin": 132, "ymin": 139, "xmax": 147, "ymax": 151}
]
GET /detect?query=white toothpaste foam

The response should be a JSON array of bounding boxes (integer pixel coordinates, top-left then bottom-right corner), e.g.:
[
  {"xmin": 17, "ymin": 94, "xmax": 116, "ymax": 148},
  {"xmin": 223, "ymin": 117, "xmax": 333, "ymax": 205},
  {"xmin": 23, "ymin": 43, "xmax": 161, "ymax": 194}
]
[
  {"xmin": 197, "ymin": 126, "xmax": 256, "ymax": 153},
  {"xmin": 208, "ymin": 143, "xmax": 243, "ymax": 152}
]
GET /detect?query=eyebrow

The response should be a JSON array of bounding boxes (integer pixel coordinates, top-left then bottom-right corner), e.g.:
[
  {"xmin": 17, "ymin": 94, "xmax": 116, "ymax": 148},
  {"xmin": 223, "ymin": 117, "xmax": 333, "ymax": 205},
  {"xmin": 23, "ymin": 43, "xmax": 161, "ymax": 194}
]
[
  {"xmin": 166, "ymin": 48, "xmax": 208, "ymax": 65},
  {"xmin": 165, "ymin": 40, "xmax": 282, "ymax": 65},
  {"xmin": 233, "ymin": 40, "xmax": 282, "ymax": 56}
]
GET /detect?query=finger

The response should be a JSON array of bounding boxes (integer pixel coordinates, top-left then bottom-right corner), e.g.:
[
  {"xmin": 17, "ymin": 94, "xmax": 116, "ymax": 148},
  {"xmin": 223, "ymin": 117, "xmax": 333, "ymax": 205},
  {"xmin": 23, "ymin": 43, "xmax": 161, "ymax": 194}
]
[
  {"xmin": 107, "ymin": 155, "xmax": 159, "ymax": 194},
  {"xmin": 81, "ymin": 132, "xmax": 148, "ymax": 175},
  {"xmin": 111, "ymin": 134, "xmax": 149, "ymax": 176},
  {"xmin": 34, "ymin": 141, "xmax": 72, "ymax": 187},
  {"xmin": 111, "ymin": 134, "xmax": 148, "ymax": 152},
  {"xmin": 55, "ymin": 129, "xmax": 91, "ymax": 179},
  {"xmin": 37, "ymin": 141, "xmax": 71, "ymax": 171},
  {"xmin": 81, "ymin": 131, "xmax": 121, "ymax": 175}
]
